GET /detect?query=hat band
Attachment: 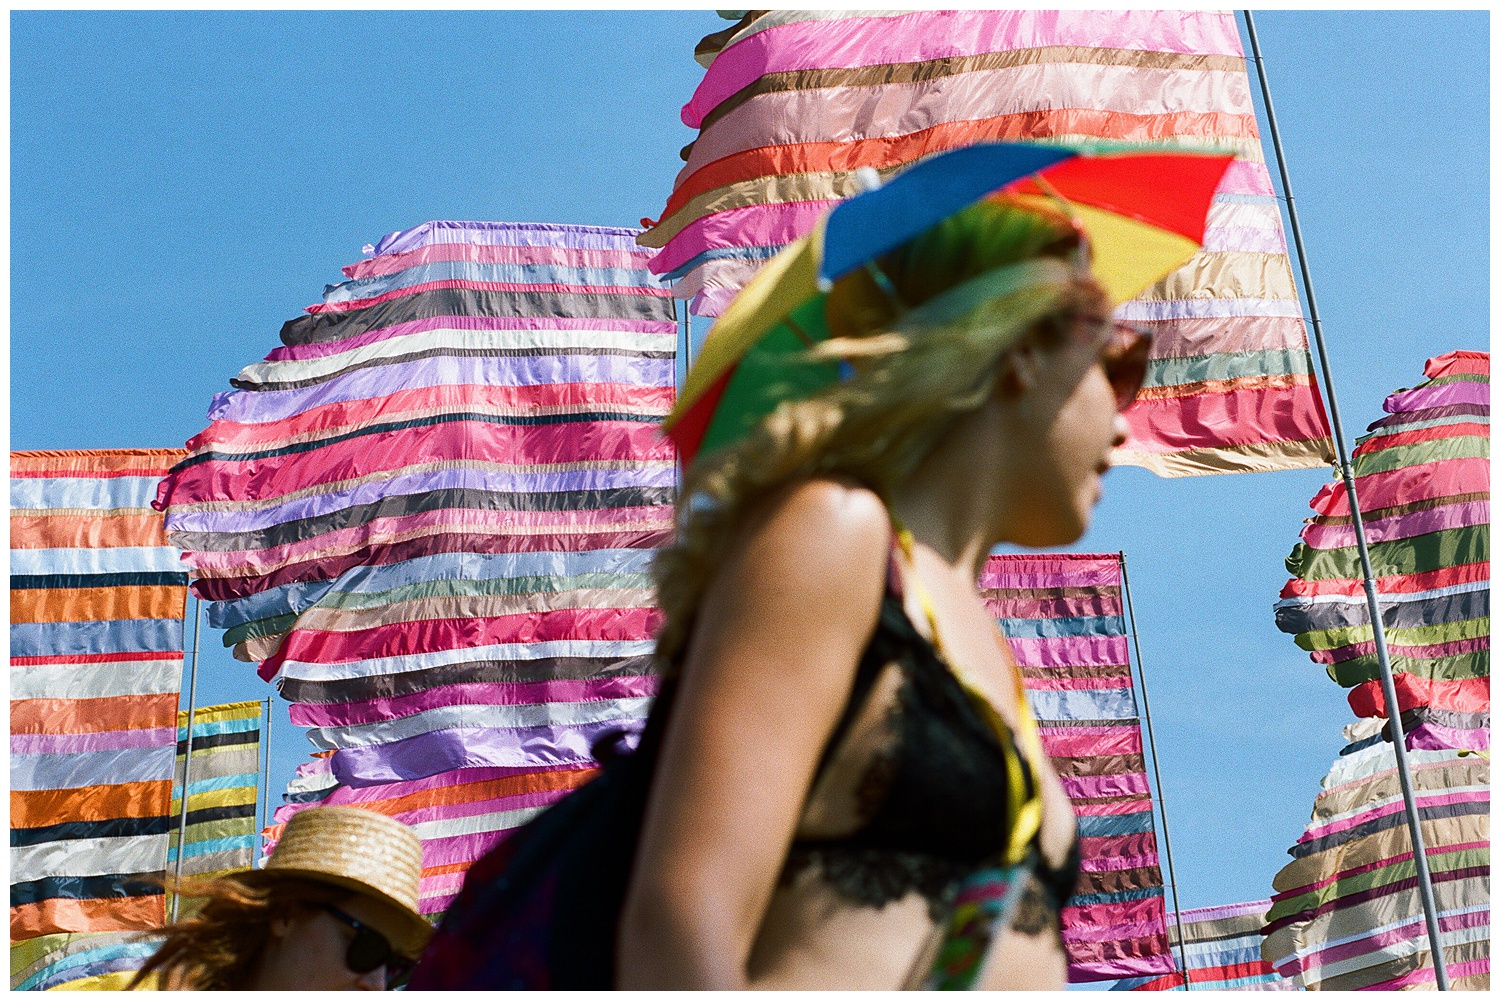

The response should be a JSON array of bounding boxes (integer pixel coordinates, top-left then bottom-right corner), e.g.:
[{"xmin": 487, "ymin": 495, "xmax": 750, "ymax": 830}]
[{"xmin": 888, "ymin": 256, "xmax": 1078, "ymax": 336}]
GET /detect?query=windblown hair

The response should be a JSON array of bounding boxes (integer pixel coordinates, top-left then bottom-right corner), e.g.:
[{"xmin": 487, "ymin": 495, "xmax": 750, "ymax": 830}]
[
  {"xmin": 129, "ymin": 876, "xmax": 350, "ymax": 990},
  {"xmin": 653, "ymin": 196, "xmax": 1106, "ymax": 669}
]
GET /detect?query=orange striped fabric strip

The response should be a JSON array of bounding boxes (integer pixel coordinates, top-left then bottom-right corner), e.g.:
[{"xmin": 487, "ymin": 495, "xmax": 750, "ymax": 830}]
[
  {"xmin": 11, "ymin": 781, "xmax": 175, "ymax": 829},
  {"xmin": 9, "ymin": 450, "xmax": 184, "ymax": 478},
  {"xmin": 10, "ymin": 895, "xmax": 166, "ymax": 941},
  {"xmin": 10, "ymin": 694, "xmax": 180, "ymax": 736},
  {"xmin": 9, "ymin": 513, "xmax": 172, "ymax": 549},
  {"xmin": 10, "ymin": 586, "xmax": 188, "ymax": 625}
]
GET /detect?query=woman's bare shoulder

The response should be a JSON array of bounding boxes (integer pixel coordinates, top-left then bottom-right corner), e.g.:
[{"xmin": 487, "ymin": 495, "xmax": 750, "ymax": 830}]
[
  {"xmin": 682, "ymin": 476, "xmax": 893, "ymax": 726},
  {"xmin": 683, "ymin": 476, "xmax": 893, "ymax": 672},
  {"xmin": 736, "ymin": 476, "xmax": 892, "ymax": 581}
]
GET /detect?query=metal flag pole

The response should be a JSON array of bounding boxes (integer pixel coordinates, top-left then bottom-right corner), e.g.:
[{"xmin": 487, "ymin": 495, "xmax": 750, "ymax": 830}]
[
  {"xmin": 258, "ymin": 696, "xmax": 274, "ymax": 862},
  {"xmin": 1118, "ymin": 553, "xmax": 1192, "ymax": 989},
  {"xmin": 1242, "ymin": 12, "xmax": 1449, "ymax": 990},
  {"xmin": 170, "ymin": 596, "xmax": 203, "ymax": 923},
  {"xmin": 674, "ymin": 302, "xmax": 687, "ymax": 490}
]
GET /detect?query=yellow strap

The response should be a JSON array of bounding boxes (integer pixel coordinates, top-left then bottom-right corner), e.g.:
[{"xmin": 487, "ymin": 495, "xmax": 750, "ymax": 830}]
[{"xmin": 892, "ymin": 525, "xmax": 1045, "ymax": 865}]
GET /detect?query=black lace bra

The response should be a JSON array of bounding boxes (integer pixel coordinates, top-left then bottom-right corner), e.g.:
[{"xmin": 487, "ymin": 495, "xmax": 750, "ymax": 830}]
[{"xmin": 782, "ymin": 550, "xmax": 1080, "ymax": 923}]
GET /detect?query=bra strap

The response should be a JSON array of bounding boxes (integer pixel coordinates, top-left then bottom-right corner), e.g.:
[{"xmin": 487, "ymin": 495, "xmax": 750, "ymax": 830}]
[{"xmin": 890, "ymin": 520, "xmax": 1044, "ymax": 866}]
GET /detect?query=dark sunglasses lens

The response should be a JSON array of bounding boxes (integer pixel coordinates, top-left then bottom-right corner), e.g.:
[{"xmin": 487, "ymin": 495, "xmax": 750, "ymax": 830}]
[
  {"xmin": 386, "ymin": 959, "xmax": 414, "ymax": 990},
  {"xmin": 345, "ymin": 927, "xmax": 392, "ymax": 975},
  {"xmin": 1102, "ymin": 325, "xmax": 1152, "ymax": 410}
]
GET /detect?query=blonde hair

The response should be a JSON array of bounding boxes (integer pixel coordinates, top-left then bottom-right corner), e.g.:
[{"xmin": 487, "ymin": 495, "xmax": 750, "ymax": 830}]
[{"xmin": 653, "ymin": 196, "xmax": 1105, "ymax": 669}]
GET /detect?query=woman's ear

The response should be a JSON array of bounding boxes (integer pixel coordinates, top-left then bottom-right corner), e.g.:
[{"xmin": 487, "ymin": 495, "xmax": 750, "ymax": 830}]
[
  {"xmin": 996, "ymin": 340, "xmax": 1042, "ymax": 400},
  {"xmin": 267, "ymin": 913, "xmax": 293, "ymax": 940}
]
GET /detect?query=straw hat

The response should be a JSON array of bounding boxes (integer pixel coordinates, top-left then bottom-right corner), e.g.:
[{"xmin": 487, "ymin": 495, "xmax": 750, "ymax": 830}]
[{"xmin": 240, "ymin": 806, "xmax": 432, "ymax": 956}]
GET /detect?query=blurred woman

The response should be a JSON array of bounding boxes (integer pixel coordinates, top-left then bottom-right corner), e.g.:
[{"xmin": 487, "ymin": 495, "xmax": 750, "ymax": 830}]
[{"xmin": 131, "ymin": 806, "xmax": 431, "ymax": 990}]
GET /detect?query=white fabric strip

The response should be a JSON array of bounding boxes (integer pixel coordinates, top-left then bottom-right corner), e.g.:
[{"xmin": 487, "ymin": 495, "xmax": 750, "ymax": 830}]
[
  {"xmin": 11, "ymin": 833, "xmax": 171, "ymax": 882},
  {"xmin": 9, "ymin": 476, "xmax": 166, "ymax": 511},
  {"xmin": 286, "ymin": 772, "xmax": 339, "ymax": 796},
  {"xmin": 409, "ymin": 805, "xmax": 548, "ymax": 841},
  {"xmin": 10, "ymin": 661, "xmax": 183, "ymax": 701},
  {"xmin": 233, "ymin": 326, "xmax": 677, "ymax": 386},
  {"xmin": 1275, "ymin": 578, "xmax": 1488, "ymax": 610},
  {"xmin": 11, "ymin": 746, "xmax": 176, "ymax": 792},
  {"xmin": 275, "ymin": 638, "xmax": 656, "ymax": 683},
  {"xmin": 10, "ymin": 547, "xmax": 187, "ymax": 575},
  {"xmin": 1322, "ymin": 746, "xmax": 1465, "ymax": 791},
  {"xmin": 1114, "ymin": 297, "xmax": 1303, "ymax": 321},
  {"xmin": 305, "ymin": 696, "xmax": 654, "ymax": 749}
]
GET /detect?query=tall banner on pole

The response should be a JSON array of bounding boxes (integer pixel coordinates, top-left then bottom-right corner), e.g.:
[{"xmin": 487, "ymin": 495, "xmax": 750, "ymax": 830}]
[
  {"xmin": 640, "ymin": 9, "xmax": 1335, "ymax": 476},
  {"xmin": 1268, "ymin": 351, "xmax": 1489, "ymax": 991},
  {"xmin": 10, "ymin": 450, "xmax": 188, "ymax": 988},
  {"xmin": 983, "ymin": 553, "xmax": 1175, "ymax": 983},
  {"xmin": 168, "ymin": 701, "xmax": 262, "ymax": 886}
]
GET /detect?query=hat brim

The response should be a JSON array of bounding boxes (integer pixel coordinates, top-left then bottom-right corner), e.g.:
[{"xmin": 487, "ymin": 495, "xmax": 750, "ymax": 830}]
[{"xmin": 231, "ymin": 866, "xmax": 433, "ymax": 958}]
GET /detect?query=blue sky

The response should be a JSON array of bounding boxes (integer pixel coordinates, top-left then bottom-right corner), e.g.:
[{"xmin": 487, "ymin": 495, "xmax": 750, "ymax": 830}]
[{"xmin": 11, "ymin": 9, "xmax": 1488, "ymax": 957}]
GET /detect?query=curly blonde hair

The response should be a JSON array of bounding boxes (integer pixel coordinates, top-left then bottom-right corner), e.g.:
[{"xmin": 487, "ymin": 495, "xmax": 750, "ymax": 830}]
[{"xmin": 653, "ymin": 196, "xmax": 1106, "ymax": 670}]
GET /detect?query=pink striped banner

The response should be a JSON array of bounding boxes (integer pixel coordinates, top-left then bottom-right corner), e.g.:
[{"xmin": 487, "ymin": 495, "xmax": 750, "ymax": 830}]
[
  {"xmin": 986, "ymin": 552, "xmax": 1173, "ymax": 983},
  {"xmin": 683, "ymin": 9, "xmax": 1246, "ymax": 127}
]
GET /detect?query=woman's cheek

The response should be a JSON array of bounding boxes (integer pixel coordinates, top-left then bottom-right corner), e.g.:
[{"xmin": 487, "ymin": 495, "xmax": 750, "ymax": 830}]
[
  {"xmin": 303, "ymin": 918, "xmax": 359, "ymax": 989},
  {"xmin": 1060, "ymin": 369, "xmax": 1117, "ymax": 465}
]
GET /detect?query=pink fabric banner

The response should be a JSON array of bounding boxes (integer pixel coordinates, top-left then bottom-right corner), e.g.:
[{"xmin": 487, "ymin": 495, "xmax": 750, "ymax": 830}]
[{"xmin": 683, "ymin": 9, "xmax": 1246, "ymax": 127}]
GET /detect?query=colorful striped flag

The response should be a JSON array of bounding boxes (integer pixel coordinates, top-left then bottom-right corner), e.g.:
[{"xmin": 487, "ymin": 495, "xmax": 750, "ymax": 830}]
[
  {"xmin": 152, "ymin": 221, "xmax": 677, "ymax": 917},
  {"xmin": 640, "ymin": 9, "xmax": 1335, "ymax": 477},
  {"xmin": 265, "ymin": 753, "xmax": 599, "ymax": 917},
  {"xmin": 9, "ymin": 929, "xmax": 161, "ymax": 992},
  {"xmin": 1261, "ymin": 719, "xmax": 1489, "ymax": 990},
  {"xmin": 168, "ymin": 701, "xmax": 262, "ymax": 887},
  {"xmin": 282, "ymin": 750, "xmax": 339, "ymax": 807},
  {"xmin": 983, "ymin": 553, "xmax": 1173, "ymax": 983},
  {"xmin": 1276, "ymin": 350, "xmax": 1488, "ymax": 737},
  {"xmin": 1111, "ymin": 900, "xmax": 1292, "ymax": 990},
  {"xmin": 11, "ymin": 450, "xmax": 188, "ymax": 943}
]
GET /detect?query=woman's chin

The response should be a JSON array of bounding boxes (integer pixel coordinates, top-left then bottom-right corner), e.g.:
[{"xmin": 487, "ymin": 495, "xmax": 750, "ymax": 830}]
[{"xmin": 1013, "ymin": 516, "xmax": 1088, "ymax": 550}]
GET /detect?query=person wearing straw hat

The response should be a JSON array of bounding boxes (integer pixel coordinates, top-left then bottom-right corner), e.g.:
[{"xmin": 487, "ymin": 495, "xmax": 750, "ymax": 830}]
[
  {"xmin": 130, "ymin": 806, "xmax": 432, "ymax": 990},
  {"xmin": 414, "ymin": 144, "xmax": 1230, "ymax": 990}
]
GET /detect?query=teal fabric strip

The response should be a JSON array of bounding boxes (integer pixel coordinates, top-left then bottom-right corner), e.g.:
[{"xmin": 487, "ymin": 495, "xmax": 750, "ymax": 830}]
[{"xmin": 1141, "ymin": 347, "xmax": 1312, "ymax": 389}]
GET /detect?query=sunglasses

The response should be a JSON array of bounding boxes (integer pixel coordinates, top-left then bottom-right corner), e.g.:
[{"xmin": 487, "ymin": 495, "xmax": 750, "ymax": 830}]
[
  {"xmin": 1081, "ymin": 316, "xmax": 1153, "ymax": 412},
  {"xmin": 321, "ymin": 904, "xmax": 412, "ymax": 989}
]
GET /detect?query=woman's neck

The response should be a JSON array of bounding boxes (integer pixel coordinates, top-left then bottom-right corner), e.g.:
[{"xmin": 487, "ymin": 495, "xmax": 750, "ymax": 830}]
[
  {"xmin": 246, "ymin": 941, "xmax": 289, "ymax": 990},
  {"xmin": 885, "ymin": 393, "xmax": 1026, "ymax": 579},
  {"xmin": 886, "ymin": 484, "xmax": 997, "ymax": 581}
]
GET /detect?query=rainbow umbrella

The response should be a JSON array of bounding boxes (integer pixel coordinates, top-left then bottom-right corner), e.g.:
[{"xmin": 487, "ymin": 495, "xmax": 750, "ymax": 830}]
[{"xmin": 665, "ymin": 142, "xmax": 1234, "ymax": 466}]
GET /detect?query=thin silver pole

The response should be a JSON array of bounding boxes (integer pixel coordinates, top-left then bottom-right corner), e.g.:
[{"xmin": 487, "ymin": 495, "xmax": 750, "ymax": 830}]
[
  {"xmin": 1242, "ymin": 12, "xmax": 1449, "ymax": 989},
  {"xmin": 170, "ymin": 596, "xmax": 203, "ymax": 922},
  {"xmin": 1119, "ymin": 553, "xmax": 1191, "ymax": 989},
  {"xmin": 258, "ymin": 696, "xmax": 274, "ymax": 862},
  {"xmin": 684, "ymin": 307, "xmax": 692, "ymax": 376}
]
